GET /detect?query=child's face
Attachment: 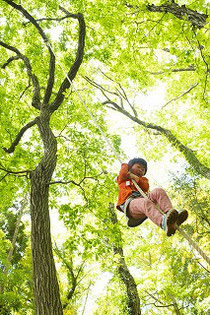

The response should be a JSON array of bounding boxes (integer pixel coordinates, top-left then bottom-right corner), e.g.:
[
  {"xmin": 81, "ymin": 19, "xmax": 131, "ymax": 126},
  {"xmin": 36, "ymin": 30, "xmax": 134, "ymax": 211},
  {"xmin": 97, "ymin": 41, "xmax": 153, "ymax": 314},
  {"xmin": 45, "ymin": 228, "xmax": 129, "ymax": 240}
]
[{"xmin": 130, "ymin": 163, "xmax": 146, "ymax": 177}]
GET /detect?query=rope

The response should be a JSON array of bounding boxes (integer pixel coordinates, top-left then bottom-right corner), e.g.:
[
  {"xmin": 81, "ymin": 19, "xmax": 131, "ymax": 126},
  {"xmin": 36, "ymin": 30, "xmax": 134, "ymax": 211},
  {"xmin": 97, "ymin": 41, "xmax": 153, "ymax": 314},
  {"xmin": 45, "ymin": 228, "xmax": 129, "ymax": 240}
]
[
  {"xmin": 48, "ymin": 43, "xmax": 209, "ymax": 267},
  {"xmin": 69, "ymin": 82, "xmax": 123, "ymax": 164},
  {"xmin": 177, "ymin": 226, "xmax": 210, "ymax": 265},
  {"xmin": 131, "ymin": 179, "xmax": 210, "ymax": 266}
]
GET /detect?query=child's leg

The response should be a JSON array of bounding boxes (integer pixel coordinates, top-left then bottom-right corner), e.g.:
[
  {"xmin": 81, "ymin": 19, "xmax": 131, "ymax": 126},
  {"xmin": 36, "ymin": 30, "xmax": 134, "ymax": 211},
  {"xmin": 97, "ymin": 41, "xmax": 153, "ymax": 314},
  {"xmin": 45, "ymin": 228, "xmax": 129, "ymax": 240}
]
[
  {"xmin": 148, "ymin": 188, "xmax": 173, "ymax": 213},
  {"xmin": 128, "ymin": 197, "xmax": 164, "ymax": 228},
  {"xmin": 128, "ymin": 190, "xmax": 179, "ymax": 236},
  {"xmin": 148, "ymin": 188, "xmax": 188, "ymax": 234}
]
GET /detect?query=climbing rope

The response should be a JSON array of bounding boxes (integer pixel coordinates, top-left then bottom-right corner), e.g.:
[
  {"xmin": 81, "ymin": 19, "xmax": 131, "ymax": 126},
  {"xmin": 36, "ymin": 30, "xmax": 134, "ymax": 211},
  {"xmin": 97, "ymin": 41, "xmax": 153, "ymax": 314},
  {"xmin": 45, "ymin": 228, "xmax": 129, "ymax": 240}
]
[
  {"xmin": 131, "ymin": 179, "xmax": 210, "ymax": 266},
  {"xmin": 49, "ymin": 42, "xmax": 210, "ymax": 267}
]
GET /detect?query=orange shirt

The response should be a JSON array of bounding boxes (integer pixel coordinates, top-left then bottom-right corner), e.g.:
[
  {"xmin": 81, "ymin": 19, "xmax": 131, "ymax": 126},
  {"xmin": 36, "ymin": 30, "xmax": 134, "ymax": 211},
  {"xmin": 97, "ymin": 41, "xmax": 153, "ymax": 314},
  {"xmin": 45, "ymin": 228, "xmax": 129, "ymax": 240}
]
[{"xmin": 116, "ymin": 163, "xmax": 149, "ymax": 210}]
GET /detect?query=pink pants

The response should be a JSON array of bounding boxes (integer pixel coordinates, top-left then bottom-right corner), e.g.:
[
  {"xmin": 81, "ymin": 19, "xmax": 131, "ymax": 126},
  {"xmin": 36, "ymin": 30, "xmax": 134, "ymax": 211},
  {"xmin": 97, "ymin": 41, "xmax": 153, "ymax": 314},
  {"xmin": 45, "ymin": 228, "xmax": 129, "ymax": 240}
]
[{"xmin": 128, "ymin": 188, "xmax": 173, "ymax": 227}]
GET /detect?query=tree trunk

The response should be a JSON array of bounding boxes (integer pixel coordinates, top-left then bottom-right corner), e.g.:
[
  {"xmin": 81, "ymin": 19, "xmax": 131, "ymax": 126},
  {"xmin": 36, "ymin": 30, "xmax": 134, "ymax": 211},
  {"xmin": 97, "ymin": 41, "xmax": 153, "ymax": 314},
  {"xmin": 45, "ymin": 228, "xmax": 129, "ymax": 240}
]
[
  {"xmin": 30, "ymin": 112, "xmax": 63, "ymax": 314},
  {"xmin": 109, "ymin": 203, "xmax": 141, "ymax": 315}
]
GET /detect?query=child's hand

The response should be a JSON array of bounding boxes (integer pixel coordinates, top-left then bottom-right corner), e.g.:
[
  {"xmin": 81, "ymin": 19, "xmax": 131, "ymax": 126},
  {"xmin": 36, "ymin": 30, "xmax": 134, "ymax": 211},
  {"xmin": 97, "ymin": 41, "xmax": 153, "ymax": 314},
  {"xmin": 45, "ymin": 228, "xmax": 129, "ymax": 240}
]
[{"xmin": 128, "ymin": 172, "xmax": 139, "ymax": 182}]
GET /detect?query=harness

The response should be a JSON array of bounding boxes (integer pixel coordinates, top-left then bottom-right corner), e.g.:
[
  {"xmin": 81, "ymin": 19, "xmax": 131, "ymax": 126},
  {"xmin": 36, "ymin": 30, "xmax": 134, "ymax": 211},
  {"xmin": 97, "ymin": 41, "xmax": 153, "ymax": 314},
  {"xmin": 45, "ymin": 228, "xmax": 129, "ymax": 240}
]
[{"xmin": 120, "ymin": 191, "xmax": 148, "ymax": 227}]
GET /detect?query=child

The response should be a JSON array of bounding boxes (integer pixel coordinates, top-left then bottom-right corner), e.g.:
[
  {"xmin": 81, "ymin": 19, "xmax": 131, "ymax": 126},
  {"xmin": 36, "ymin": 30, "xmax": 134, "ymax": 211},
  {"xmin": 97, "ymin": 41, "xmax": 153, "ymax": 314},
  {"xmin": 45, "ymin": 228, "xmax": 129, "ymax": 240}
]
[{"xmin": 116, "ymin": 158, "xmax": 188, "ymax": 236}]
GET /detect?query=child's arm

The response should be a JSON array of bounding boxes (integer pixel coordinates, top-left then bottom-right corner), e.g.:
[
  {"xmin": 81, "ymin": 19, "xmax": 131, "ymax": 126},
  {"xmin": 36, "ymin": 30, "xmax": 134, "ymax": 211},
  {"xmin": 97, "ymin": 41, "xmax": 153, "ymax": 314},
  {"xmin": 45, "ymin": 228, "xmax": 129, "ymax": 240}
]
[{"xmin": 117, "ymin": 163, "xmax": 130, "ymax": 184}]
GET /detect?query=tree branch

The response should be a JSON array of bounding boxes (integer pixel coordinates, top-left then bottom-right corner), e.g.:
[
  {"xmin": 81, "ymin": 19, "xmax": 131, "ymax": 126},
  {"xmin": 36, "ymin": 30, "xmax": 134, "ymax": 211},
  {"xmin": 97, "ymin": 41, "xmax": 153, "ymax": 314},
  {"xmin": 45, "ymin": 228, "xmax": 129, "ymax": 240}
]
[
  {"xmin": 145, "ymin": 290, "xmax": 167, "ymax": 306},
  {"xmin": 106, "ymin": 100, "xmax": 210, "ymax": 178},
  {"xmin": 148, "ymin": 66, "xmax": 195, "ymax": 75},
  {"xmin": 97, "ymin": 70, "xmax": 139, "ymax": 115},
  {"xmin": 192, "ymin": 29, "xmax": 209, "ymax": 103},
  {"xmin": 85, "ymin": 78, "xmax": 210, "ymax": 179},
  {"xmin": 19, "ymin": 81, "xmax": 31, "ymax": 101},
  {"xmin": 3, "ymin": 118, "xmax": 38, "ymax": 153},
  {"xmin": 50, "ymin": 11, "xmax": 86, "ymax": 112},
  {"xmin": 49, "ymin": 171, "xmax": 104, "ymax": 186},
  {"xmin": 3, "ymin": 0, "xmax": 55, "ymax": 106},
  {"xmin": 54, "ymin": 244, "xmax": 86, "ymax": 306},
  {"xmin": 0, "ymin": 41, "xmax": 41, "ymax": 109},
  {"xmin": 162, "ymin": 83, "xmax": 198, "ymax": 108},
  {"xmin": 23, "ymin": 15, "xmax": 72, "ymax": 25},
  {"xmin": 147, "ymin": 1, "xmax": 208, "ymax": 29},
  {"xmin": 0, "ymin": 166, "xmax": 30, "ymax": 180},
  {"xmin": 1, "ymin": 55, "xmax": 21, "ymax": 69}
]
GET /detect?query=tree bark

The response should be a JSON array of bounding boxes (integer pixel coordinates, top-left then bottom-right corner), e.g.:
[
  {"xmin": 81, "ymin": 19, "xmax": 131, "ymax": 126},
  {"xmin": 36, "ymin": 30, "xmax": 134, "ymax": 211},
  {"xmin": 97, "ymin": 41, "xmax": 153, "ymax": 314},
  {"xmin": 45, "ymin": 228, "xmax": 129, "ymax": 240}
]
[
  {"xmin": 147, "ymin": 1, "xmax": 208, "ymax": 29},
  {"xmin": 30, "ymin": 111, "xmax": 63, "ymax": 314},
  {"xmin": 109, "ymin": 203, "xmax": 141, "ymax": 315}
]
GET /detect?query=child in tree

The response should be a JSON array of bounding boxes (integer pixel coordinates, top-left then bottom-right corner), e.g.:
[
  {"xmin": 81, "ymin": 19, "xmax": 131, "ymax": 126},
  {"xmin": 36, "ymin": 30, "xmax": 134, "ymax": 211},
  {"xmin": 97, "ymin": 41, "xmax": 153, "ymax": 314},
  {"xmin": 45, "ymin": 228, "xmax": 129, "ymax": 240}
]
[{"xmin": 116, "ymin": 158, "xmax": 188, "ymax": 236}]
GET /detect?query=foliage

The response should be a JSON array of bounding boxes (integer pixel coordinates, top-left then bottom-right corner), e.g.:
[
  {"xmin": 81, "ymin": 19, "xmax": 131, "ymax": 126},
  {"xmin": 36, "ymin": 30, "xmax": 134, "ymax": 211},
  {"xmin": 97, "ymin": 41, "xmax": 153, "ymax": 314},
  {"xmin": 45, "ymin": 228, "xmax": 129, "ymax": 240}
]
[{"xmin": 0, "ymin": 0, "xmax": 209, "ymax": 314}]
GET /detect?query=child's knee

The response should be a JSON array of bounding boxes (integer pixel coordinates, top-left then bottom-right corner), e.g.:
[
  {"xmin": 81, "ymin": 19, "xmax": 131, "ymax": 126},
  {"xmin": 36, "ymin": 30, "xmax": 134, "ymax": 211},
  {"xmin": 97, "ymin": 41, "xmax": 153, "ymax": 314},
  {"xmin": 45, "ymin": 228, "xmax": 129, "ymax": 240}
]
[
  {"xmin": 143, "ymin": 198, "xmax": 153, "ymax": 208},
  {"xmin": 151, "ymin": 187, "xmax": 165, "ymax": 196}
]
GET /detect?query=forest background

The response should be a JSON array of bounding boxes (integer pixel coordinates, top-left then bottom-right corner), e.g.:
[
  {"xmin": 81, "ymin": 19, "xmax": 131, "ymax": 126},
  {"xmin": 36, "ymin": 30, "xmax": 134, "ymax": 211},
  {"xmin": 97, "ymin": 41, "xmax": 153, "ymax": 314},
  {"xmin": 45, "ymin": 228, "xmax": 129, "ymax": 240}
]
[{"xmin": 0, "ymin": 0, "xmax": 209, "ymax": 314}]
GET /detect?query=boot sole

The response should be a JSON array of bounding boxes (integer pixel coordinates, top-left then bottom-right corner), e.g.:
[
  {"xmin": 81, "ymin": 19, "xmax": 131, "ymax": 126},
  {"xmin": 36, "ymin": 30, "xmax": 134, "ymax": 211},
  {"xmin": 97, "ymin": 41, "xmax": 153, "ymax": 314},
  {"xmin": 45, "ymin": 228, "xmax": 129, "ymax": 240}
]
[
  {"xmin": 166, "ymin": 209, "xmax": 178, "ymax": 236},
  {"xmin": 176, "ymin": 210, "xmax": 188, "ymax": 226}
]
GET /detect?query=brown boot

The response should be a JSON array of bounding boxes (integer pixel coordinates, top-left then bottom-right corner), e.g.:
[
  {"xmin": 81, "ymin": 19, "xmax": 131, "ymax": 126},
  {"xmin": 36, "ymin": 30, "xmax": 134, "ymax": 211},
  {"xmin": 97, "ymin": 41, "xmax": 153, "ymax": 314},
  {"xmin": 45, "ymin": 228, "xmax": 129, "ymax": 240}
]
[
  {"xmin": 165, "ymin": 209, "xmax": 178, "ymax": 236},
  {"xmin": 176, "ymin": 210, "xmax": 188, "ymax": 226}
]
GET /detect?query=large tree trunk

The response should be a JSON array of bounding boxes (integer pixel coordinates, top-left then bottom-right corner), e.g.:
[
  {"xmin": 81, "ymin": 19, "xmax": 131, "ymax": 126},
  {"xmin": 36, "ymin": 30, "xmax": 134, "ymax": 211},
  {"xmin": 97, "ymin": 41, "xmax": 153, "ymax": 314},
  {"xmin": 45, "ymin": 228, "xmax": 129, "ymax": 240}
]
[
  {"xmin": 30, "ymin": 112, "xmax": 63, "ymax": 314},
  {"xmin": 109, "ymin": 203, "xmax": 141, "ymax": 315}
]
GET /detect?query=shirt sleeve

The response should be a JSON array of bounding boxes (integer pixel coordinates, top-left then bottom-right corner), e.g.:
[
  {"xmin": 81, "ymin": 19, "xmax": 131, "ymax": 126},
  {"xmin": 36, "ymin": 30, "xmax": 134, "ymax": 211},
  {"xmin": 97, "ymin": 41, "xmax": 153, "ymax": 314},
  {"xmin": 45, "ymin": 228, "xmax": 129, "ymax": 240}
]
[{"xmin": 116, "ymin": 163, "xmax": 129, "ymax": 185}]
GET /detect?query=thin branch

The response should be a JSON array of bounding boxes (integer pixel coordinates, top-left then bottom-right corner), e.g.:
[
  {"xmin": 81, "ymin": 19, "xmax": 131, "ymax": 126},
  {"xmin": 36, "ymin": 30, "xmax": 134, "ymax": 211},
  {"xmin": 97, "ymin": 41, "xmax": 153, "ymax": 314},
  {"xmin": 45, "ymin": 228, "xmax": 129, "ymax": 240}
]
[
  {"xmin": 81, "ymin": 282, "xmax": 92, "ymax": 315},
  {"xmin": 49, "ymin": 171, "xmax": 104, "ymax": 186},
  {"xmin": 50, "ymin": 10, "xmax": 86, "ymax": 112},
  {"xmin": 192, "ymin": 29, "xmax": 209, "ymax": 102},
  {"xmin": 145, "ymin": 290, "xmax": 165, "ymax": 306},
  {"xmin": 162, "ymin": 83, "xmax": 199, "ymax": 108},
  {"xmin": 148, "ymin": 66, "xmax": 195, "ymax": 75},
  {"xmin": 23, "ymin": 15, "xmax": 72, "ymax": 25},
  {"xmin": 4, "ymin": 198, "xmax": 28, "ymax": 277},
  {"xmin": 0, "ymin": 166, "xmax": 30, "ymax": 180},
  {"xmin": 98, "ymin": 71, "xmax": 139, "ymax": 115},
  {"xmin": 84, "ymin": 76, "xmax": 113, "ymax": 102},
  {"xmin": 3, "ymin": 0, "xmax": 55, "ymax": 105},
  {"xmin": 19, "ymin": 81, "xmax": 31, "ymax": 101},
  {"xmin": 0, "ymin": 167, "xmax": 29, "ymax": 174},
  {"xmin": 50, "ymin": 178, "xmax": 90, "ymax": 200},
  {"xmin": 85, "ymin": 75, "xmax": 136, "ymax": 116},
  {"xmin": 197, "ymin": 261, "xmax": 210, "ymax": 273},
  {"xmin": 1, "ymin": 55, "xmax": 21, "ymax": 69},
  {"xmin": 49, "ymin": 179, "xmax": 79, "ymax": 186},
  {"xmin": 75, "ymin": 260, "xmax": 86, "ymax": 281},
  {"xmin": 144, "ymin": 302, "xmax": 175, "ymax": 308},
  {"xmin": 0, "ymin": 41, "xmax": 41, "ymax": 109},
  {"xmin": 147, "ymin": 12, "xmax": 166, "ymax": 36},
  {"xmin": 49, "ymin": 170, "xmax": 105, "ymax": 203},
  {"xmin": 0, "ymin": 173, "xmax": 8, "ymax": 182},
  {"xmin": 3, "ymin": 118, "xmax": 38, "ymax": 153}
]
